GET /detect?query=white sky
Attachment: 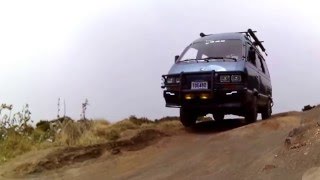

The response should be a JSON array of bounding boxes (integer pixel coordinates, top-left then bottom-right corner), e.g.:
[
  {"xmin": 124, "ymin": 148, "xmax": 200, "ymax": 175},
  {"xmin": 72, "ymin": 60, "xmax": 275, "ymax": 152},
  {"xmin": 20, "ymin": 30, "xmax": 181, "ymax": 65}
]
[{"xmin": 0, "ymin": 0, "xmax": 320, "ymax": 122}]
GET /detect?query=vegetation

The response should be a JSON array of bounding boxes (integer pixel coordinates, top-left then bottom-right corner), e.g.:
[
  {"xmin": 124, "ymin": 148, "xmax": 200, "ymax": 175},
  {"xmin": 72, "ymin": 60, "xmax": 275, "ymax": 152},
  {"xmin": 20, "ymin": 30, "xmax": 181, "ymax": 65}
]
[
  {"xmin": 302, "ymin": 104, "xmax": 316, "ymax": 112},
  {"xmin": 0, "ymin": 104, "xmax": 180, "ymax": 164}
]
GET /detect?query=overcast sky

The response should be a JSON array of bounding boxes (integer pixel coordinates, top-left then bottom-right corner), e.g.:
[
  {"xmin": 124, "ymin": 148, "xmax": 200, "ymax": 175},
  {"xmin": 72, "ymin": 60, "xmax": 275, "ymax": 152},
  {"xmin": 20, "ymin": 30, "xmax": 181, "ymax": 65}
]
[{"xmin": 0, "ymin": 0, "xmax": 320, "ymax": 122}]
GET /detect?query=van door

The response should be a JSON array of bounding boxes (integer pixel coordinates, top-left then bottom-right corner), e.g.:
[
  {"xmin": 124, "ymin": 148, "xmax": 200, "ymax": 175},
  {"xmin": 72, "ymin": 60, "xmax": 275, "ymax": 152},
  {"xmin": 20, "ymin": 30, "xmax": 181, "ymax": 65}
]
[
  {"xmin": 257, "ymin": 56, "xmax": 272, "ymax": 104},
  {"xmin": 254, "ymin": 54, "xmax": 266, "ymax": 106},
  {"xmin": 246, "ymin": 45, "xmax": 260, "ymax": 94}
]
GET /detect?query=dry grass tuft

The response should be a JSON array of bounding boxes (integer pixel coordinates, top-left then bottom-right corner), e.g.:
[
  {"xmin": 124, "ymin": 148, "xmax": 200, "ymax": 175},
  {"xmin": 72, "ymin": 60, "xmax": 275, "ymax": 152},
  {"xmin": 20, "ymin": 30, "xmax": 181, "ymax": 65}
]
[
  {"xmin": 0, "ymin": 115, "xmax": 181, "ymax": 164},
  {"xmin": 0, "ymin": 130, "xmax": 35, "ymax": 163},
  {"xmin": 156, "ymin": 120, "xmax": 182, "ymax": 131},
  {"xmin": 55, "ymin": 120, "xmax": 91, "ymax": 146}
]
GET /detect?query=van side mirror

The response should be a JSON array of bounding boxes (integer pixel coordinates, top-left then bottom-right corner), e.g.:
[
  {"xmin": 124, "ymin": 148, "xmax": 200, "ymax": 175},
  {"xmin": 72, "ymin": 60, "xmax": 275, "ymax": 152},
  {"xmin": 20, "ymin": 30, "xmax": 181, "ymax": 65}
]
[
  {"xmin": 175, "ymin": 55, "xmax": 179, "ymax": 62},
  {"xmin": 248, "ymin": 48, "xmax": 256, "ymax": 62}
]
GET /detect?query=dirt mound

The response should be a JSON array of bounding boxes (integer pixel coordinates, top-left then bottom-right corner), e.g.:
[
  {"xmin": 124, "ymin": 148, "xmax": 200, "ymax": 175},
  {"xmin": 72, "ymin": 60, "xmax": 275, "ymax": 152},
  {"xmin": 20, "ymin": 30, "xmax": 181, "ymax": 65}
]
[
  {"xmin": 4, "ymin": 129, "xmax": 167, "ymax": 177},
  {"xmin": 259, "ymin": 107, "xmax": 320, "ymax": 179},
  {"xmin": 271, "ymin": 111, "xmax": 301, "ymax": 118},
  {"xmin": 4, "ymin": 109, "xmax": 320, "ymax": 180}
]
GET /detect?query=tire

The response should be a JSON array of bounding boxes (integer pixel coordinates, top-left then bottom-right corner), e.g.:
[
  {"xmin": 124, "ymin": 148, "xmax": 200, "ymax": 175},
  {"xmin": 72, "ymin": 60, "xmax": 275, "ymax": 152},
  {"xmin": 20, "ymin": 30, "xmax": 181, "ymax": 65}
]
[
  {"xmin": 261, "ymin": 99, "xmax": 272, "ymax": 120},
  {"xmin": 180, "ymin": 108, "xmax": 197, "ymax": 127},
  {"xmin": 245, "ymin": 96, "xmax": 257, "ymax": 124},
  {"xmin": 213, "ymin": 113, "xmax": 224, "ymax": 121}
]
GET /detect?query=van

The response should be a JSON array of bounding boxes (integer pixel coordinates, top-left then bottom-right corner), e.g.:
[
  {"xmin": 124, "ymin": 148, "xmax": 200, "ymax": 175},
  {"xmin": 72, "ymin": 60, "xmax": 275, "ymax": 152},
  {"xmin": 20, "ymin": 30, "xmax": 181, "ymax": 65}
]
[{"xmin": 161, "ymin": 29, "xmax": 272, "ymax": 127}]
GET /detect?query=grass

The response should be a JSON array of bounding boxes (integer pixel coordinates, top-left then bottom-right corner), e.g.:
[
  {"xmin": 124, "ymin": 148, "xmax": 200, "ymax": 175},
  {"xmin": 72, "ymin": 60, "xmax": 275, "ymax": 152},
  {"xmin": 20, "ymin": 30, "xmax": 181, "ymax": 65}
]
[
  {"xmin": 0, "ymin": 130, "xmax": 34, "ymax": 162},
  {"xmin": 0, "ymin": 115, "xmax": 180, "ymax": 164}
]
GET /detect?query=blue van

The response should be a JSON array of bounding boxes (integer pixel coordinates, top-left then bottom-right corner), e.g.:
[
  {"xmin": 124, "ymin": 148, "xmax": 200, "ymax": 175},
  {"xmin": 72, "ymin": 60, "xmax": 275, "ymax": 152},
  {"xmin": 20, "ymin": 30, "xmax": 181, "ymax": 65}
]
[{"xmin": 161, "ymin": 29, "xmax": 272, "ymax": 127}]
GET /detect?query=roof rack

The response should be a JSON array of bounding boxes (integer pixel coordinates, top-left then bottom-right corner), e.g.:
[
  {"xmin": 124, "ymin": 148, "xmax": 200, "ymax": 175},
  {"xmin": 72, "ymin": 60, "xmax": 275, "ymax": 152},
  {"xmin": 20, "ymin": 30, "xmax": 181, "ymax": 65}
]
[
  {"xmin": 240, "ymin": 29, "xmax": 268, "ymax": 56},
  {"xmin": 199, "ymin": 29, "xmax": 268, "ymax": 56}
]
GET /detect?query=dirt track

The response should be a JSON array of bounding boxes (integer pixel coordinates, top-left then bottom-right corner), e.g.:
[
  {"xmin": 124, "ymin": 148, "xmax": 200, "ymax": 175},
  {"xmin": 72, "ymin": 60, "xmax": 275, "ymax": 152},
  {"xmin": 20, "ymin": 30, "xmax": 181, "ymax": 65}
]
[{"xmin": 3, "ymin": 109, "xmax": 320, "ymax": 180}]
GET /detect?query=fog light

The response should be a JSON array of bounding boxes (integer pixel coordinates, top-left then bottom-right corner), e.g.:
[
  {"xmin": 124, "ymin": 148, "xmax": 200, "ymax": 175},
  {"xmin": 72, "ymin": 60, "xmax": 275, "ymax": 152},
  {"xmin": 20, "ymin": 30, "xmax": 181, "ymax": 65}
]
[
  {"xmin": 200, "ymin": 93, "xmax": 210, "ymax": 99},
  {"xmin": 185, "ymin": 94, "xmax": 194, "ymax": 100}
]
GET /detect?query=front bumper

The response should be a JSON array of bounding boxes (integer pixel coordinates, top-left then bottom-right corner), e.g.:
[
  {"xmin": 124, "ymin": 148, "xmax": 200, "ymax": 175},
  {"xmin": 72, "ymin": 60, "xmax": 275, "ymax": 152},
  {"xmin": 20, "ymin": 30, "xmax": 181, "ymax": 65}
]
[
  {"xmin": 164, "ymin": 88, "xmax": 251, "ymax": 108},
  {"xmin": 162, "ymin": 71, "xmax": 252, "ymax": 113}
]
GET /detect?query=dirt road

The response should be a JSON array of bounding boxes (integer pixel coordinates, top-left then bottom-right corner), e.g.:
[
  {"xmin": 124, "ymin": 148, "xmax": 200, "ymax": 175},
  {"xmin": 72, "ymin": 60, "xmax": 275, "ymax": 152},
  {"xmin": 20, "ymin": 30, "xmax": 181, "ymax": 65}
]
[{"xmin": 3, "ymin": 109, "xmax": 320, "ymax": 180}]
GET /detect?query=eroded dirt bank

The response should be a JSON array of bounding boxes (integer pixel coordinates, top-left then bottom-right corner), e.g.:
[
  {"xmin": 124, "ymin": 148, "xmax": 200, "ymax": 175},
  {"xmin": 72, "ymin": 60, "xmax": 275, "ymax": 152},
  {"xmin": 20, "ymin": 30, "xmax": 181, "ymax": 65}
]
[{"xmin": 3, "ymin": 108, "xmax": 320, "ymax": 180}]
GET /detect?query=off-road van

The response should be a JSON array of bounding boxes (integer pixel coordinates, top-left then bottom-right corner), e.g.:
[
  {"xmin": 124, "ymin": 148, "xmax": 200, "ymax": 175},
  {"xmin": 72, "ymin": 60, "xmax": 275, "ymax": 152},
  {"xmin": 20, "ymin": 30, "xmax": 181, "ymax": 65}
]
[{"xmin": 161, "ymin": 29, "xmax": 272, "ymax": 127}]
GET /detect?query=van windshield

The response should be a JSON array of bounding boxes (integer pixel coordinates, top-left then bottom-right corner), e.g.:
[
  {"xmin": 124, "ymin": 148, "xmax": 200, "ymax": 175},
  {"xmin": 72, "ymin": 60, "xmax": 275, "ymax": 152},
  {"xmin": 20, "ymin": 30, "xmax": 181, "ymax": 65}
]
[{"xmin": 179, "ymin": 39, "xmax": 242, "ymax": 62}]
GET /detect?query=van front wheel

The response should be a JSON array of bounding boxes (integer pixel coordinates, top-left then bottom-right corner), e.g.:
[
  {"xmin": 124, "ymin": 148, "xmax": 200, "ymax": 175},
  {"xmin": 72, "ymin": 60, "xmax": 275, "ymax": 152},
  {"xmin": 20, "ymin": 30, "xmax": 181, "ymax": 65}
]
[{"xmin": 180, "ymin": 108, "xmax": 197, "ymax": 127}]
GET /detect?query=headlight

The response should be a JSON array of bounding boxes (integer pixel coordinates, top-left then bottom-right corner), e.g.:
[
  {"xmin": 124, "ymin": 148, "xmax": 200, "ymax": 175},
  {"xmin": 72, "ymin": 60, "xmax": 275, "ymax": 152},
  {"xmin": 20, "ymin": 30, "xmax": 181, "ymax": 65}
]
[
  {"xmin": 231, "ymin": 75, "xmax": 242, "ymax": 82},
  {"xmin": 220, "ymin": 75, "xmax": 230, "ymax": 82},
  {"xmin": 220, "ymin": 74, "xmax": 242, "ymax": 83},
  {"xmin": 175, "ymin": 77, "xmax": 181, "ymax": 83},
  {"xmin": 166, "ymin": 77, "xmax": 180, "ymax": 84},
  {"xmin": 166, "ymin": 77, "xmax": 175, "ymax": 84}
]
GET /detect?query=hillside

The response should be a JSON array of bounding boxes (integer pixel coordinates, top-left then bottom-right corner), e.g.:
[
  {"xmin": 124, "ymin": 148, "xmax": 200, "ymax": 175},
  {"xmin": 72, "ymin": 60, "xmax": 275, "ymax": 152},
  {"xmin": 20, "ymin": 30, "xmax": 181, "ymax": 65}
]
[{"xmin": 1, "ymin": 108, "xmax": 320, "ymax": 179}]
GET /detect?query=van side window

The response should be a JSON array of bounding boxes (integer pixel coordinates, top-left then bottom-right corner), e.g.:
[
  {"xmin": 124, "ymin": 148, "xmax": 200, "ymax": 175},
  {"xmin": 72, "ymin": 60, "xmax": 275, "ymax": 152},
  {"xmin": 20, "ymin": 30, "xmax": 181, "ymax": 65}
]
[
  {"xmin": 255, "ymin": 55, "xmax": 262, "ymax": 71},
  {"xmin": 259, "ymin": 57, "xmax": 265, "ymax": 73},
  {"xmin": 262, "ymin": 60, "xmax": 270, "ymax": 76},
  {"xmin": 251, "ymin": 59, "xmax": 256, "ymax": 65},
  {"xmin": 247, "ymin": 45, "xmax": 256, "ymax": 65}
]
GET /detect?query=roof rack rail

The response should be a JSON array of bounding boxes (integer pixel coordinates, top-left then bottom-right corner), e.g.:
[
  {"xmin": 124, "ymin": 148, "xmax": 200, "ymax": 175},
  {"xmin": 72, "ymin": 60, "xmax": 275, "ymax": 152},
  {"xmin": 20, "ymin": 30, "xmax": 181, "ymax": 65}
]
[
  {"xmin": 241, "ymin": 29, "xmax": 268, "ymax": 56},
  {"xmin": 199, "ymin": 29, "xmax": 268, "ymax": 56}
]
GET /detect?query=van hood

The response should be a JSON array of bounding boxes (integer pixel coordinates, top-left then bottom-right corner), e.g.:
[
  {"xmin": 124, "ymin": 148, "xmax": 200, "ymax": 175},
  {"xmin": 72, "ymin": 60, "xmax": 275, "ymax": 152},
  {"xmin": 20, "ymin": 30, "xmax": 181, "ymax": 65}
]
[{"xmin": 168, "ymin": 61, "xmax": 245, "ymax": 74}]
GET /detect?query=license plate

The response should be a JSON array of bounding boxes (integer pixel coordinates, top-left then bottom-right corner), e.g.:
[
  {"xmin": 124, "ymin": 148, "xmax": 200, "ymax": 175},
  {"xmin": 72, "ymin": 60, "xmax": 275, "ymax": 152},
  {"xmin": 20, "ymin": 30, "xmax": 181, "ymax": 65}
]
[{"xmin": 191, "ymin": 81, "xmax": 208, "ymax": 89}]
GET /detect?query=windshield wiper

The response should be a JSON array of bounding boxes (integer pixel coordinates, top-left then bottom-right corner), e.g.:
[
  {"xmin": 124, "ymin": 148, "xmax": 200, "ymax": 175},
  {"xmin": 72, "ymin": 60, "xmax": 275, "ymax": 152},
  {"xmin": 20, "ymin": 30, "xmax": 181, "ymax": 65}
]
[
  {"xmin": 201, "ymin": 57, "xmax": 237, "ymax": 62},
  {"xmin": 180, "ymin": 57, "xmax": 237, "ymax": 63},
  {"xmin": 224, "ymin": 57, "xmax": 238, "ymax": 61},
  {"xmin": 180, "ymin": 59, "xmax": 199, "ymax": 63}
]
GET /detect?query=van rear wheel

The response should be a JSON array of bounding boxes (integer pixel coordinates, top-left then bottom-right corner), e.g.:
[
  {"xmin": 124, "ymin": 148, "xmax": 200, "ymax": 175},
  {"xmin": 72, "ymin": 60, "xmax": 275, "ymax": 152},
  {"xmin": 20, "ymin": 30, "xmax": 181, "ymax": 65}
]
[
  {"xmin": 245, "ymin": 96, "xmax": 257, "ymax": 124},
  {"xmin": 180, "ymin": 108, "xmax": 197, "ymax": 127},
  {"xmin": 261, "ymin": 99, "xmax": 272, "ymax": 120}
]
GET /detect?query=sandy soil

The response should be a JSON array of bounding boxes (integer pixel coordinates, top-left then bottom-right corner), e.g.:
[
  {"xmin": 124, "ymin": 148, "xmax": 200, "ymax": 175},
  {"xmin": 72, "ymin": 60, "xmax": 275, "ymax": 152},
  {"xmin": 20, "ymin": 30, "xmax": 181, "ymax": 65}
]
[{"xmin": 2, "ymin": 108, "xmax": 320, "ymax": 180}]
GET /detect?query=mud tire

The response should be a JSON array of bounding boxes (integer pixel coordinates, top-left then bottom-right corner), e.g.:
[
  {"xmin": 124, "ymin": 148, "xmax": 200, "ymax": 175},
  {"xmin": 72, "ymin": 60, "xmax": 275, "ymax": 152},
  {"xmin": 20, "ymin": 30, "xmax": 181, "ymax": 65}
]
[
  {"xmin": 213, "ymin": 113, "xmax": 224, "ymax": 121},
  {"xmin": 245, "ymin": 96, "xmax": 258, "ymax": 124},
  {"xmin": 180, "ymin": 108, "xmax": 197, "ymax": 127},
  {"xmin": 261, "ymin": 99, "xmax": 272, "ymax": 120}
]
